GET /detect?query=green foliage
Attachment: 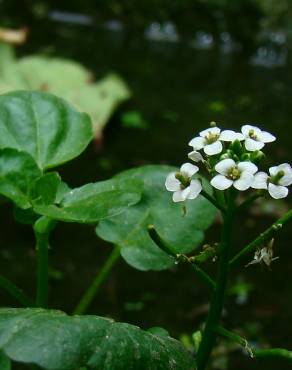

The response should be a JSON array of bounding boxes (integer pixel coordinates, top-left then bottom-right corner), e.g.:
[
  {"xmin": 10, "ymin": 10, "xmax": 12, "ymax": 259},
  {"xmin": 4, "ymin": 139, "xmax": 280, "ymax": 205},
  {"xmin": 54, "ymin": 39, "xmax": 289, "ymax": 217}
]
[
  {"xmin": 0, "ymin": 308, "xmax": 195, "ymax": 370},
  {"xmin": 0, "ymin": 91, "xmax": 143, "ymax": 223},
  {"xmin": 0, "ymin": 351, "xmax": 10, "ymax": 370},
  {"xmin": 0, "ymin": 148, "xmax": 42, "ymax": 209},
  {"xmin": 96, "ymin": 165, "xmax": 216, "ymax": 271},
  {"xmin": 0, "ymin": 90, "xmax": 93, "ymax": 170},
  {"xmin": 0, "ymin": 43, "xmax": 131, "ymax": 138},
  {"xmin": 34, "ymin": 178, "xmax": 142, "ymax": 223}
]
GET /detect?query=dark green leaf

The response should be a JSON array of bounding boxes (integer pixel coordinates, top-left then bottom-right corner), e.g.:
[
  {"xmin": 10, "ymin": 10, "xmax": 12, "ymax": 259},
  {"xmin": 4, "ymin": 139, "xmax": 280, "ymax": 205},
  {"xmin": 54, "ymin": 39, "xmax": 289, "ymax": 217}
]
[
  {"xmin": 0, "ymin": 90, "xmax": 93, "ymax": 170},
  {"xmin": 13, "ymin": 207, "xmax": 39, "ymax": 225},
  {"xmin": 0, "ymin": 148, "xmax": 42, "ymax": 209},
  {"xmin": 0, "ymin": 351, "xmax": 10, "ymax": 370},
  {"xmin": 34, "ymin": 178, "xmax": 142, "ymax": 223},
  {"xmin": 0, "ymin": 308, "xmax": 195, "ymax": 370},
  {"xmin": 32, "ymin": 172, "xmax": 61, "ymax": 205},
  {"xmin": 96, "ymin": 165, "xmax": 216, "ymax": 271},
  {"xmin": 147, "ymin": 327, "xmax": 170, "ymax": 338}
]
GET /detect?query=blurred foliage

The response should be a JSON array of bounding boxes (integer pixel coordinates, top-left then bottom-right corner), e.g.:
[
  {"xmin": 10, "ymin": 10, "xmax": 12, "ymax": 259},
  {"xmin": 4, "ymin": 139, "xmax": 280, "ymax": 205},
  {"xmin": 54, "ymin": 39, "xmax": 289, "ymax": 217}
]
[
  {"xmin": 0, "ymin": 42, "xmax": 130, "ymax": 138},
  {"xmin": 1, "ymin": 0, "xmax": 291, "ymax": 52}
]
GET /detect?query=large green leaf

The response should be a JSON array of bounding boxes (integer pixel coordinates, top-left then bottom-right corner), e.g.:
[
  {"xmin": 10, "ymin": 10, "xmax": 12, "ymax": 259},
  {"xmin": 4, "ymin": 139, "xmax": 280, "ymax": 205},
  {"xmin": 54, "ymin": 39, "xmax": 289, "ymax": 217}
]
[
  {"xmin": 96, "ymin": 165, "xmax": 216, "ymax": 271},
  {"xmin": 0, "ymin": 148, "xmax": 42, "ymax": 209},
  {"xmin": 0, "ymin": 308, "xmax": 195, "ymax": 370},
  {"xmin": 33, "ymin": 178, "xmax": 142, "ymax": 223},
  {"xmin": 0, "ymin": 90, "xmax": 93, "ymax": 170}
]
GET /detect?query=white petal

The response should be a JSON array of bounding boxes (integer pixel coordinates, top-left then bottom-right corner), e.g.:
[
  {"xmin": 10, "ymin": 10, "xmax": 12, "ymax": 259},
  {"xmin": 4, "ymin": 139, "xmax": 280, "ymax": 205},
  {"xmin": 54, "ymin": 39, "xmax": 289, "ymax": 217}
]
[
  {"xmin": 220, "ymin": 130, "xmax": 244, "ymax": 142},
  {"xmin": 244, "ymin": 138, "xmax": 264, "ymax": 151},
  {"xmin": 269, "ymin": 165, "xmax": 279, "ymax": 176},
  {"xmin": 241, "ymin": 124, "xmax": 261, "ymax": 137},
  {"xmin": 258, "ymin": 131, "xmax": 276, "ymax": 143},
  {"xmin": 188, "ymin": 136, "xmax": 205, "ymax": 150},
  {"xmin": 188, "ymin": 179, "xmax": 202, "ymax": 199},
  {"xmin": 233, "ymin": 172, "xmax": 254, "ymax": 191},
  {"xmin": 268, "ymin": 183, "xmax": 289, "ymax": 199},
  {"xmin": 280, "ymin": 173, "xmax": 292, "ymax": 186},
  {"xmin": 237, "ymin": 161, "xmax": 258, "ymax": 175},
  {"xmin": 188, "ymin": 150, "xmax": 203, "ymax": 162},
  {"xmin": 269, "ymin": 163, "xmax": 292, "ymax": 176},
  {"xmin": 165, "ymin": 173, "xmax": 181, "ymax": 191},
  {"xmin": 173, "ymin": 188, "xmax": 190, "ymax": 202},
  {"xmin": 215, "ymin": 158, "xmax": 235, "ymax": 175},
  {"xmin": 199, "ymin": 127, "xmax": 221, "ymax": 137},
  {"xmin": 252, "ymin": 172, "xmax": 268, "ymax": 189},
  {"xmin": 204, "ymin": 141, "xmax": 223, "ymax": 155},
  {"xmin": 180, "ymin": 163, "xmax": 199, "ymax": 177},
  {"xmin": 210, "ymin": 174, "xmax": 233, "ymax": 190}
]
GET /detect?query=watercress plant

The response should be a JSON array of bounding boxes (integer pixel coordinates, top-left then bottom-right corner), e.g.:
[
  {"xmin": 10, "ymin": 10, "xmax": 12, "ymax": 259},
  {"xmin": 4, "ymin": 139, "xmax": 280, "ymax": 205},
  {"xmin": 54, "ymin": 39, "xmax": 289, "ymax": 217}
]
[{"xmin": 0, "ymin": 90, "xmax": 291, "ymax": 370}]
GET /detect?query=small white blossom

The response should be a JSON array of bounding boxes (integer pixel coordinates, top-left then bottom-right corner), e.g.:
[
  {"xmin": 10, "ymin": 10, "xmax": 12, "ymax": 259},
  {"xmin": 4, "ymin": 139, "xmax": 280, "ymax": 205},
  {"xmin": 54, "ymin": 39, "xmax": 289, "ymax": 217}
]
[
  {"xmin": 252, "ymin": 163, "xmax": 292, "ymax": 199},
  {"xmin": 189, "ymin": 127, "xmax": 244, "ymax": 156},
  {"xmin": 188, "ymin": 150, "xmax": 204, "ymax": 162},
  {"xmin": 165, "ymin": 163, "xmax": 202, "ymax": 202},
  {"xmin": 241, "ymin": 124, "xmax": 276, "ymax": 151},
  {"xmin": 210, "ymin": 158, "xmax": 258, "ymax": 191}
]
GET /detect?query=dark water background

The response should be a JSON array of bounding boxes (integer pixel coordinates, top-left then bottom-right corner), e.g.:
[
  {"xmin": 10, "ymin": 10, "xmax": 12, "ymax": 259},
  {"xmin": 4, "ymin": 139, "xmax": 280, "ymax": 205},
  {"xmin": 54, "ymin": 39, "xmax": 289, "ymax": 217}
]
[{"xmin": 0, "ymin": 21, "xmax": 292, "ymax": 369}]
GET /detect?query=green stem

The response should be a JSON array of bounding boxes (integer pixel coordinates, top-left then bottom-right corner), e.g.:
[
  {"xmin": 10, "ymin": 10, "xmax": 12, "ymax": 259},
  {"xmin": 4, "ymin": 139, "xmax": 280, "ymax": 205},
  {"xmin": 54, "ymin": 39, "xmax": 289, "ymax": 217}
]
[
  {"xmin": 254, "ymin": 348, "xmax": 292, "ymax": 360},
  {"xmin": 34, "ymin": 217, "xmax": 55, "ymax": 308},
  {"xmin": 148, "ymin": 225, "xmax": 215, "ymax": 290},
  {"xmin": 216, "ymin": 326, "xmax": 254, "ymax": 357},
  {"xmin": 201, "ymin": 190, "xmax": 226, "ymax": 214},
  {"xmin": 229, "ymin": 209, "xmax": 292, "ymax": 268},
  {"xmin": 191, "ymin": 263, "xmax": 216, "ymax": 290},
  {"xmin": 0, "ymin": 274, "xmax": 34, "ymax": 307},
  {"xmin": 74, "ymin": 246, "xmax": 121, "ymax": 315},
  {"xmin": 217, "ymin": 325, "xmax": 292, "ymax": 360},
  {"xmin": 196, "ymin": 196, "xmax": 235, "ymax": 370}
]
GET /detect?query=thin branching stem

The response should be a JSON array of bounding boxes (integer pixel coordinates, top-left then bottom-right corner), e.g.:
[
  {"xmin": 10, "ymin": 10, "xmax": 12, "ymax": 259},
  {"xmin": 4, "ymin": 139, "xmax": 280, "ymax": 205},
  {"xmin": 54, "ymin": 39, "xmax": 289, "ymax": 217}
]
[
  {"xmin": 74, "ymin": 245, "xmax": 121, "ymax": 315},
  {"xmin": 201, "ymin": 190, "xmax": 226, "ymax": 214},
  {"xmin": 229, "ymin": 209, "xmax": 292, "ymax": 268},
  {"xmin": 148, "ymin": 225, "xmax": 215, "ymax": 290},
  {"xmin": 0, "ymin": 274, "xmax": 34, "ymax": 307},
  {"xmin": 217, "ymin": 325, "xmax": 292, "ymax": 360}
]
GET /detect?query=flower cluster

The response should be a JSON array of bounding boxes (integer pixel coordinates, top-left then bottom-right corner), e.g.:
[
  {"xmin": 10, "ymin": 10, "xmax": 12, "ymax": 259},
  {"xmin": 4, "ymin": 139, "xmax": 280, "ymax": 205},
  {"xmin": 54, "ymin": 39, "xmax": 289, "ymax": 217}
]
[{"xmin": 166, "ymin": 123, "xmax": 292, "ymax": 202}]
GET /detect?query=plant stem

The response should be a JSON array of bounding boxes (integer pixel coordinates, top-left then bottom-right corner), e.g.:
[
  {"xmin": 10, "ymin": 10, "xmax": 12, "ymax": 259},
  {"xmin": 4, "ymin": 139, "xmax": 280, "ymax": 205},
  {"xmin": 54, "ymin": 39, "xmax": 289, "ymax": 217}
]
[
  {"xmin": 148, "ymin": 225, "xmax": 216, "ymax": 290},
  {"xmin": 34, "ymin": 217, "xmax": 55, "ymax": 308},
  {"xmin": 191, "ymin": 263, "xmax": 216, "ymax": 290},
  {"xmin": 196, "ymin": 196, "xmax": 235, "ymax": 370},
  {"xmin": 0, "ymin": 274, "xmax": 34, "ymax": 307},
  {"xmin": 201, "ymin": 190, "xmax": 226, "ymax": 214},
  {"xmin": 216, "ymin": 325, "xmax": 292, "ymax": 360},
  {"xmin": 254, "ymin": 348, "xmax": 292, "ymax": 360},
  {"xmin": 74, "ymin": 246, "xmax": 121, "ymax": 315},
  {"xmin": 229, "ymin": 209, "xmax": 292, "ymax": 268}
]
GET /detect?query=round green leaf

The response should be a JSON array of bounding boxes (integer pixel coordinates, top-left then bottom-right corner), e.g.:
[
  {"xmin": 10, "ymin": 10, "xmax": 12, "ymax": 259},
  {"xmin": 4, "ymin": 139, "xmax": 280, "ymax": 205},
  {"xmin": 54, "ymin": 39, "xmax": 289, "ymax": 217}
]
[
  {"xmin": 96, "ymin": 165, "xmax": 216, "ymax": 271},
  {"xmin": 33, "ymin": 178, "xmax": 142, "ymax": 223},
  {"xmin": 0, "ymin": 308, "xmax": 195, "ymax": 370},
  {"xmin": 0, "ymin": 90, "xmax": 93, "ymax": 170},
  {"xmin": 0, "ymin": 148, "xmax": 42, "ymax": 209}
]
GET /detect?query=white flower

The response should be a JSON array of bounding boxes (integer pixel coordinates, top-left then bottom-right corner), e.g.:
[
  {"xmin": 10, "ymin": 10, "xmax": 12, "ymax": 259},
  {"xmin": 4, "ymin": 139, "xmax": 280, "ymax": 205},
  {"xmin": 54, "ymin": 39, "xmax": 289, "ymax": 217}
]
[
  {"xmin": 252, "ymin": 163, "xmax": 292, "ymax": 199},
  {"xmin": 165, "ymin": 163, "xmax": 202, "ymax": 202},
  {"xmin": 246, "ymin": 239, "xmax": 278, "ymax": 268},
  {"xmin": 210, "ymin": 158, "xmax": 258, "ymax": 191},
  {"xmin": 241, "ymin": 124, "xmax": 276, "ymax": 151},
  {"xmin": 188, "ymin": 150, "xmax": 204, "ymax": 162},
  {"xmin": 189, "ymin": 127, "xmax": 244, "ymax": 156}
]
